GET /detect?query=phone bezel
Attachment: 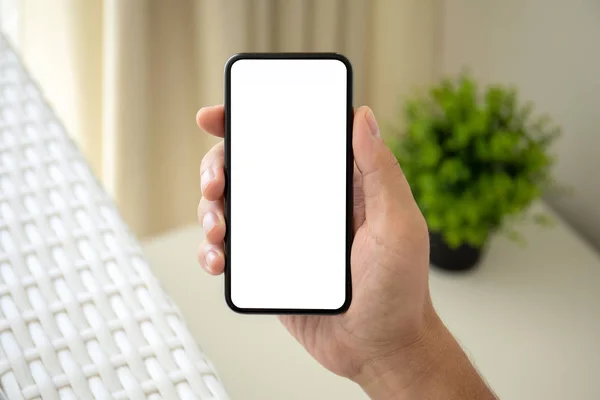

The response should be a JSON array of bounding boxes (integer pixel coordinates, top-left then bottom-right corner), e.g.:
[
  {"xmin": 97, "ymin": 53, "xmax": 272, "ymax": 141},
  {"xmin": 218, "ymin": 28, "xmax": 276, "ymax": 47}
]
[{"xmin": 224, "ymin": 53, "xmax": 353, "ymax": 315}]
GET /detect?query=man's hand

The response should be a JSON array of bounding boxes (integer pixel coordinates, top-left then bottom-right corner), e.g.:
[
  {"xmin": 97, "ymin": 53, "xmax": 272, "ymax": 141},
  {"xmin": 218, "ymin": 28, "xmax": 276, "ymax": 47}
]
[{"xmin": 196, "ymin": 105, "xmax": 496, "ymax": 399}]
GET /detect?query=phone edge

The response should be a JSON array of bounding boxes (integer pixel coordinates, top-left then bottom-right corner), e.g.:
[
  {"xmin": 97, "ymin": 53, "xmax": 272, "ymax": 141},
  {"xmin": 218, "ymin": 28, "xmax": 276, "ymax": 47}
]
[{"xmin": 223, "ymin": 53, "xmax": 354, "ymax": 315}]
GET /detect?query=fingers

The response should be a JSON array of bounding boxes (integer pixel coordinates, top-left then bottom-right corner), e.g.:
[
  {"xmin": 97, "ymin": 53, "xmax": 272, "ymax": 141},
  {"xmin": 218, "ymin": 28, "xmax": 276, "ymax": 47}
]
[
  {"xmin": 197, "ymin": 195, "xmax": 226, "ymax": 275},
  {"xmin": 198, "ymin": 143, "xmax": 225, "ymax": 243},
  {"xmin": 197, "ymin": 196, "xmax": 226, "ymax": 244},
  {"xmin": 196, "ymin": 105, "xmax": 225, "ymax": 138},
  {"xmin": 198, "ymin": 138, "xmax": 226, "ymax": 275},
  {"xmin": 200, "ymin": 142, "xmax": 225, "ymax": 201},
  {"xmin": 198, "ymin": 241, "xmax": 225, "ymax": 275},
  {"xmin": 352, "ymin": 106, "xmax": 419, "ymax": 223}
]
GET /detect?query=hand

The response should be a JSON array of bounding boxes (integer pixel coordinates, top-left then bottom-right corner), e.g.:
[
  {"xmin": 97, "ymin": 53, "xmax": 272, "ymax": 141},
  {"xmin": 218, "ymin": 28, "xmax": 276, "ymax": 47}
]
[
  {"xmin": 196, "ymin": 104, "xmax": 434, "ymax": 373},
  {"xmin": 196, "ymin": 105, "xmax": 495, "ymax": 399}
]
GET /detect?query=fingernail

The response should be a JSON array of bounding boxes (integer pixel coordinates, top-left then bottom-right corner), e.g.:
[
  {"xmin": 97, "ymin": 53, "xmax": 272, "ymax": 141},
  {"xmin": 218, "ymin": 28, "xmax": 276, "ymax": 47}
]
[
  {"xmin": 201, "ymin": 169, "xmax": 215, "ymax": 193},
  {"xmin": 203, "ymin": 212, "xmax": 218, "ymax": 233},
  {"xmin": 366, "ymin": 108, "xmax": 380, "ymax": 137},
  {"xmin": 205, "ymin": 250, "xmax": 217, "ymax": 271}
]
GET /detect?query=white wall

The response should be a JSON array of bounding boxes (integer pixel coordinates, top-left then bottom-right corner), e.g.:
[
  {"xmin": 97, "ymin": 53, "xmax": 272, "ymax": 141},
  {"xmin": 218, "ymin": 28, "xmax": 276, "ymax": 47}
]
[{"xmin": 441, "ymin": 0, "xmax": 600, "ymax": 250}]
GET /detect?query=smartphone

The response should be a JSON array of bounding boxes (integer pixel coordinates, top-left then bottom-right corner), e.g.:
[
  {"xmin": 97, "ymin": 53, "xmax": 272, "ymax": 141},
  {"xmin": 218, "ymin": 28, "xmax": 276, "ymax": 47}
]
[{"xmin": 224, "ymin": 53, "xmax": 353, "ymax": 314}]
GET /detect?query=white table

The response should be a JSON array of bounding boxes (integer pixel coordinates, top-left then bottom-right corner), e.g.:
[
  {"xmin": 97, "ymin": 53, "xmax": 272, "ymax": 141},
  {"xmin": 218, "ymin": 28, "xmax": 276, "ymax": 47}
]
[{"xmin": 142, "ymin": 203, "xmax": 600, "ymax": 400}]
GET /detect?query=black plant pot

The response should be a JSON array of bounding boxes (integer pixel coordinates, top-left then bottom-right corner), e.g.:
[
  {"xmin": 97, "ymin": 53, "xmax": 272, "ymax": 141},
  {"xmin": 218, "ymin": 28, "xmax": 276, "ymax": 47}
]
[{"xmin": 429, "ymin": 232, "xmax": 483, "ymax": 272}]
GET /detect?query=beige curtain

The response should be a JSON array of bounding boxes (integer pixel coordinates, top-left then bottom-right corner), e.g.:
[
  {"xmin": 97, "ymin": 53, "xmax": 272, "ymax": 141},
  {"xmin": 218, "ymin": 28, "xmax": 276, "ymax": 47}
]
[{"xmin": 15, "ymin": 0, "xmax": 438, "ymax": 238}]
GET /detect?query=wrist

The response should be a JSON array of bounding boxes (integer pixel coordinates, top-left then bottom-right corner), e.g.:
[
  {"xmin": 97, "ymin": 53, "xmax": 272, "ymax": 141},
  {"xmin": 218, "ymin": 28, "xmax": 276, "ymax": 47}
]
[
  {"xmin": 353, "ymin": 308, "xmax": 451, "ymax": 398},
  {"xmin": 353, "ymin": 309, "xmax": 496, "ymax": 400}
]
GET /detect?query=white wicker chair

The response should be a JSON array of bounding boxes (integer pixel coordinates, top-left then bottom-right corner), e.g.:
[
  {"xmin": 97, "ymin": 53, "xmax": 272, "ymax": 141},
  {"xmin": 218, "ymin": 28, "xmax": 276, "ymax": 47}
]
[{"xmin": 0, "ymin": 35, "xmax": 229, "ymax": 399}]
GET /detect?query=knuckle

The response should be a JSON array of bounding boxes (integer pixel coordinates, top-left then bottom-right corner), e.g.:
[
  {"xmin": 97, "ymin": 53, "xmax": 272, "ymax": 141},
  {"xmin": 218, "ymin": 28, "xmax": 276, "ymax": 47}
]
[
  {"xmin": 384, "ymin": 148, "xmax": 400, "ymax": 169},
  {"xmin": 197, "ymin": 197, "xmax": 208, "ymax": 220},
  {"xmin": 197, "ymin": 244, "xmax": 206, "ymax": 262},
  {"xmin": 200, "ymin": 142, "xmax": 224, "ymax": 174},
  {"xmin": 375, "ymin": 207, "xmax": 428, "ymax": 249}
]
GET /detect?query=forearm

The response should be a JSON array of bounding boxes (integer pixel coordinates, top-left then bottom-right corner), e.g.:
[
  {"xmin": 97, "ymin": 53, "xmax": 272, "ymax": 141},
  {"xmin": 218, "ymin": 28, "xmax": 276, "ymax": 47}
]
[{"xmin": 354, "ymin": 313, "xmax": 497, "ymax": 400}]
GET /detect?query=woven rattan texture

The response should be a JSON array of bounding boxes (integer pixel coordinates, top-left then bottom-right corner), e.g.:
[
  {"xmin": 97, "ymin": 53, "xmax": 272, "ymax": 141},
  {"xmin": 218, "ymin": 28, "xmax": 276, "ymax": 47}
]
[{"xmin": 0, "ymin": 36, "xmax": 228, "ymax": 399}]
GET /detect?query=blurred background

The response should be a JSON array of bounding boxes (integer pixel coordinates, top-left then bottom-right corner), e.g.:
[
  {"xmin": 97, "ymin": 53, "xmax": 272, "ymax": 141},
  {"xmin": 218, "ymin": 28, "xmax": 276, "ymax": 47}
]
[
  {"xmin": 2, "ymin": 2, "xmax": 600, "ymax": 399},
  {"xmin": 2, "ymin": 0, "xmax": 597, "ymax": 250}
]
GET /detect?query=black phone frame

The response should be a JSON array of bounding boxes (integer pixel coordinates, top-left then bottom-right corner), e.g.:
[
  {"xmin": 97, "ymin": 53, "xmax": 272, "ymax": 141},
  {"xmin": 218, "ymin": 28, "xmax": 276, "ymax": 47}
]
[{"xmin": 224, "ymin": 53, "xmax": 353, "ymax": 315}]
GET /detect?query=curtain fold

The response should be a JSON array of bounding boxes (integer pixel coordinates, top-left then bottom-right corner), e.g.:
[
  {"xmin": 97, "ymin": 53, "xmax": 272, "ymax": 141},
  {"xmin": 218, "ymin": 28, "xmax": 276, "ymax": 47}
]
[
  {"xmin": 102, "ymin": 0, "xmax": 151, "ymax": 235},
  {"xmin": 16, "ymin": 0, "xmax": 438, "ymax": 238}
]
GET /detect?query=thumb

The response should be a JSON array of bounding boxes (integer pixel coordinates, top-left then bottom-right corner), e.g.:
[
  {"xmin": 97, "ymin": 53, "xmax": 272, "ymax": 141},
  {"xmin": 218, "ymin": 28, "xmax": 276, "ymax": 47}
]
[{"xmin": 352, "ymin": 106, "xmax": 418, "ymax": 224}]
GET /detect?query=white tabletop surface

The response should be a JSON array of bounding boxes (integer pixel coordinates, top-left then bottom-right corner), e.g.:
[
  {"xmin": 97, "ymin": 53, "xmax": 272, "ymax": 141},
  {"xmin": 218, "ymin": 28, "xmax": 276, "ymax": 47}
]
[{"xmin": 142, "ymin": 203, "xmax": 600, "ymax": 400}]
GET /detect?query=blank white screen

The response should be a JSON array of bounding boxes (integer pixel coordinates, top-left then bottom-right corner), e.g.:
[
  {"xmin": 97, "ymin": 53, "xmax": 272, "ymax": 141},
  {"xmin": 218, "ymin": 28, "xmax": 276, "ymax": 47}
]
[{"xmin": 229, "ymin": 58, "xmax": 348, "ymax": 310}]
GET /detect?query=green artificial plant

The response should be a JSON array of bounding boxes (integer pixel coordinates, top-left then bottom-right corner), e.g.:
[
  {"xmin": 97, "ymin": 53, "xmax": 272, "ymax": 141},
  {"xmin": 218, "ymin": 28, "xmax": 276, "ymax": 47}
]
[{"xmin": 387, "ymin": 74, "xmax": 561, "ymax": 248}]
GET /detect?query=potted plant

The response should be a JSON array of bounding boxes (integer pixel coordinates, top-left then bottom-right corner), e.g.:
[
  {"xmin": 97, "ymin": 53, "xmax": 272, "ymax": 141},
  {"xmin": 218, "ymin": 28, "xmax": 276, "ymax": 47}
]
[{"xmin": 387, "ymin": 74, "xmax": 560, "ymax": 271}]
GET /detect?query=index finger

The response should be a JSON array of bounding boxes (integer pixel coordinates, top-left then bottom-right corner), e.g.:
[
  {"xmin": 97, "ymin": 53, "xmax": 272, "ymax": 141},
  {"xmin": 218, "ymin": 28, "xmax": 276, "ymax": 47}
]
[{"xmin": 196, "ymin": 105, "xmax": 225, "ymax": 138}]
